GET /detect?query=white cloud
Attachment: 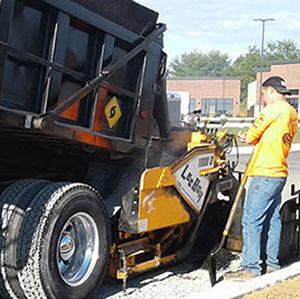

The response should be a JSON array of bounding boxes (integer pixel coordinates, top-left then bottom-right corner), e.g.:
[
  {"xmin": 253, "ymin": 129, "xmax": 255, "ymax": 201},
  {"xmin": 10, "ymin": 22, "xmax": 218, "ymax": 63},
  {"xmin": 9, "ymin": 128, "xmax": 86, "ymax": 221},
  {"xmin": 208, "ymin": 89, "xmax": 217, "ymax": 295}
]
[
  {"xmin": 184, "ymin": 31, "xmax": 204, "ymax": 38},
  {"xmin": 136, "ymin": 0, "xmax": 300, "ymax": 61}
]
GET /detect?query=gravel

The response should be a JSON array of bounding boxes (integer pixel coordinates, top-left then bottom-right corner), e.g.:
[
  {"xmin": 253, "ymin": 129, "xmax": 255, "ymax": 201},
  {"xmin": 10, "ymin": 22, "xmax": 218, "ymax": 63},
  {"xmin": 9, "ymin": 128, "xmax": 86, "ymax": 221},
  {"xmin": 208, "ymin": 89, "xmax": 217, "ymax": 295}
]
[
  {"xmin": 96, "ymin": 248, "xmax": 244, "ymax": 299},
  {"xmin": 96, "ymin": 247, "xmax": 300, "ymax": 299}
]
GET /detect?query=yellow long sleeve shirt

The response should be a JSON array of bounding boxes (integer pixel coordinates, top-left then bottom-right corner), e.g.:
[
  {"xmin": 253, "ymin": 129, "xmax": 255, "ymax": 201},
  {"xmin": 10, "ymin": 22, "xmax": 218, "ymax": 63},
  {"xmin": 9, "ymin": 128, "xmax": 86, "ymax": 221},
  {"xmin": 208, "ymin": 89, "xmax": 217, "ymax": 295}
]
[{"xmin": 246, "ymin": 100, "xmax": 298, "ymax": 177}]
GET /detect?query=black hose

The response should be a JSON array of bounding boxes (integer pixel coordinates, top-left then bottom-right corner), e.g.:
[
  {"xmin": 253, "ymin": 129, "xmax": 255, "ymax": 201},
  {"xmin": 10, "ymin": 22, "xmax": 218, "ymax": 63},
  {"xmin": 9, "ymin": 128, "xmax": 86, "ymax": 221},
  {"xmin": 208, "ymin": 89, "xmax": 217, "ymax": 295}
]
[{"xmin": 219, "ymin": 134, "xmax": 239, "ymax": 172}]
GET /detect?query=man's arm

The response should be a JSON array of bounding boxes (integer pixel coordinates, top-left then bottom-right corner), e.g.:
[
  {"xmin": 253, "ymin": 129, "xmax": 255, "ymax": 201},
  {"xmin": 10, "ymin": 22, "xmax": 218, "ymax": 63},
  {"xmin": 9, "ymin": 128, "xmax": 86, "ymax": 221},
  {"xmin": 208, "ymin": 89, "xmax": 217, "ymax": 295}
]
[{"xmin": 240, "ymin": 110, "xmax": 273, "ymax": 145}]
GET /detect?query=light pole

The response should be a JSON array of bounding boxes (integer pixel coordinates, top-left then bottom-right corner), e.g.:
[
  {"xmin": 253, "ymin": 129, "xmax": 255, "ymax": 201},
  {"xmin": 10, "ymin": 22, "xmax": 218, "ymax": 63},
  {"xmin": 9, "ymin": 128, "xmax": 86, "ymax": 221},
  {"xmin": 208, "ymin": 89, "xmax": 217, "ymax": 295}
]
[{"xmin": 254, "ymin": 18, "xmax": 275, "ymax": 112}]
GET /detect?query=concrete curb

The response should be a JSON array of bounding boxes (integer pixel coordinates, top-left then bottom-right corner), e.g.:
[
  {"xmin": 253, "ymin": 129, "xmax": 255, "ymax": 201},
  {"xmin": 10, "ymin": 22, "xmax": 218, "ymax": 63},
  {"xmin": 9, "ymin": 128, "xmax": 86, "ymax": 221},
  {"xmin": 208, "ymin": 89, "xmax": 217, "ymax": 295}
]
[
  {"xmin": 230, "ymin": 143, "xmax": 300, "ymax": 155},
  {"xmin": 185, "ymin": 260, "xmax": 300, "ymax": 299}
]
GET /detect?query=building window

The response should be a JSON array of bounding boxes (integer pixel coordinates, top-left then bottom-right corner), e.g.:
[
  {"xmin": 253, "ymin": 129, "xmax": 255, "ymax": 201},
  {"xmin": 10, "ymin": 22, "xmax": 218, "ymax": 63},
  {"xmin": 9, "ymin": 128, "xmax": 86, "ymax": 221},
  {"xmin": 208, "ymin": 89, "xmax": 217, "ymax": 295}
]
[
  {"xmin": 289, "ymin": 89, "xmax": 299, "ymax": 96},
  {"xmin": 201, "ymin": 98, "xmax": 233, "ymax": 117},
  {"xmin": 286, "ymin": 97, "xmax": 298, "ymax": 113},
  {"xmin": 189, "ymin": 98, "xmax": 196, "ymax": 113}
]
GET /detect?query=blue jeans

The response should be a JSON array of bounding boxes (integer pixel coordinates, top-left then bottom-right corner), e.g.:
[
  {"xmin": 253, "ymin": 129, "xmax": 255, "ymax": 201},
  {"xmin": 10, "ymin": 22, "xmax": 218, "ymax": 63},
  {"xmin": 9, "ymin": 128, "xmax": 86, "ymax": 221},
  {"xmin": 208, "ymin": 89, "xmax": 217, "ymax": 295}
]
[{"xmin": 241, "ymin": 176, "xmax": 286, "ymax": 275}]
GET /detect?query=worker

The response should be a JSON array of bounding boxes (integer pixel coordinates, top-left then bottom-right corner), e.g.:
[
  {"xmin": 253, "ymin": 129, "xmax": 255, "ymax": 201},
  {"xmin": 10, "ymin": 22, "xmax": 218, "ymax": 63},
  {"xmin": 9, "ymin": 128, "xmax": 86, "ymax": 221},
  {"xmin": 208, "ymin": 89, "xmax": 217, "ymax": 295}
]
[{"xmin": 228, "ymin": 76, "xmax": 298, "ymax": 280}]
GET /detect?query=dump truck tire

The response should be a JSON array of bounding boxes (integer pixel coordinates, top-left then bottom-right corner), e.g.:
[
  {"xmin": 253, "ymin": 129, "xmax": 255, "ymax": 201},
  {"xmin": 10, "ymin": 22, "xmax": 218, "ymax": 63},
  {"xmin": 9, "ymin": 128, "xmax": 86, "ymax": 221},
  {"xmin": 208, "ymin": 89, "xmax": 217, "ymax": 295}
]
[
  {"xmin": 0, "ymin": 179, "xmax": 50, "ymax": 299},
  {"xmin": 17, "ymin": 182, "xmax": 111, "ymax": 299}
]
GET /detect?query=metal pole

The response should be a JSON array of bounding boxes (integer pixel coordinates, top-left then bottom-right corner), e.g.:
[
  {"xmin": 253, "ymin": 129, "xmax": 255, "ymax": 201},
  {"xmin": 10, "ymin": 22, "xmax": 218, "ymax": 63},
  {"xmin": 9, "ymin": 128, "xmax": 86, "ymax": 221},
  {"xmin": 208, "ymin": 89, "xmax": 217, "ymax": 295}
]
[
  {"xmin": 259, "ymin": 21, "xmax": 265, "ymax": 113},
  {"xmin": 254, "ymin": 18, "xmax": 275, "ymax": 112}
]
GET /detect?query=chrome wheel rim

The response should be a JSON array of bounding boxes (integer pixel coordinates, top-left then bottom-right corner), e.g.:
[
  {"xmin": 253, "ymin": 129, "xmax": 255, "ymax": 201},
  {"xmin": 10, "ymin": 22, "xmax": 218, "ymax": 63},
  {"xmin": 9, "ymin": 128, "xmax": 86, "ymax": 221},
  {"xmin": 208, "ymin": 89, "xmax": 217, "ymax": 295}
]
[{"xmin": 57, "ymin": 212, "xmax": 99, "ymax": 286}]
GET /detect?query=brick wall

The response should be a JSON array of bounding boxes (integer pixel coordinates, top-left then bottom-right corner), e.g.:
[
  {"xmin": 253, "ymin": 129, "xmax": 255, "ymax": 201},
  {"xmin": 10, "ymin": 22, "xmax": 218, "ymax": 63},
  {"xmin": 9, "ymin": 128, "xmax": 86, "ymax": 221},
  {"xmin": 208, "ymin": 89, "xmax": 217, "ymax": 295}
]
[
  {"xmin": 167, "ymin": 78, "xmax": 241, "ymax": 117},
  {"xmin": 256, "ymin": 62, "xmax": 300, "ymax": 114}
]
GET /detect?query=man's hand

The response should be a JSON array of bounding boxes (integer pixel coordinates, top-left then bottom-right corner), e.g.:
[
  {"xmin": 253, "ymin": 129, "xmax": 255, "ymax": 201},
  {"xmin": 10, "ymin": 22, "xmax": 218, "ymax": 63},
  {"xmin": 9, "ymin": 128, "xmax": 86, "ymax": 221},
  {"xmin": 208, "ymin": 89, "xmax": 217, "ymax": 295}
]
[
  {"xmin": 239, "ymin": 131, "xmax": 252, "ymax": 144},
  {"xmin": 239, "ymin": 131, "xmax": 247, "ymax": 143}
]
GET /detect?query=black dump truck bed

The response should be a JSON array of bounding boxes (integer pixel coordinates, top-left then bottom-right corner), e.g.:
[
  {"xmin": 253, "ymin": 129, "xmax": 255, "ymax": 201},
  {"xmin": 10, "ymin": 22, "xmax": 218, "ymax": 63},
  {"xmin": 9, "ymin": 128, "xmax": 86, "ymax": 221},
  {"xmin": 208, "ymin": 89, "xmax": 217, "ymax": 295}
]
[
  {"xmin": 73, "ymin": 0, "xmax": 158, "ymax": 35},
  {"xmin": 0, "ymin": 0, "xmax": 172, "ymax": 206},
  {"xmin": 0, "ymin": 0, "xmax": 169, "ymax": 154}
]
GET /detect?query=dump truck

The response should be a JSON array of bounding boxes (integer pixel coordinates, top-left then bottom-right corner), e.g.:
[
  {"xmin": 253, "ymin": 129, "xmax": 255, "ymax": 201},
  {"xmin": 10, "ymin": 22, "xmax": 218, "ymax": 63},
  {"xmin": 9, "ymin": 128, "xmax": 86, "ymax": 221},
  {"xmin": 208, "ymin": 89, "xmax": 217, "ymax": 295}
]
[{"xmin": 0, "ymin": 1, "xmax": 298, "ymax": 299}]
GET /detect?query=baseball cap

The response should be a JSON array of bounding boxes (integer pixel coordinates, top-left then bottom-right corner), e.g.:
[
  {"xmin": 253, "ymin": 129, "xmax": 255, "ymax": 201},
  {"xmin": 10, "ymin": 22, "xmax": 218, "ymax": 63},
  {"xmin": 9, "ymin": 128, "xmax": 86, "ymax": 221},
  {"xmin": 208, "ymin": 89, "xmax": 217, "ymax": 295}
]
[{"xmin": 262, "ymin": 76, "xmax": 291, "ymax": 95}]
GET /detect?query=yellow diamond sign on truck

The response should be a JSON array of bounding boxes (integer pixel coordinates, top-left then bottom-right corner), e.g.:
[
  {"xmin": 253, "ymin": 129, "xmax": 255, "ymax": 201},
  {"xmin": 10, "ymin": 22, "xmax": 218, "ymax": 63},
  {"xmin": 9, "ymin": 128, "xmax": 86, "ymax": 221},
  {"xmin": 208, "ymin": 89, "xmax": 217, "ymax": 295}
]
[{"xmin": 105, "ymin": 96, "xmax": 122, "ymax": 128}]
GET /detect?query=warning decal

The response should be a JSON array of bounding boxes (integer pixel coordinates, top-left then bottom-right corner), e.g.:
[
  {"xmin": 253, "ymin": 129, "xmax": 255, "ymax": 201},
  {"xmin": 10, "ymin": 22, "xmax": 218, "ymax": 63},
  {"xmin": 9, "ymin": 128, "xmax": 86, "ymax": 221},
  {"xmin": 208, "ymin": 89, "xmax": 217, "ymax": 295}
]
[{"xmin": 105, "ymin": 96, "xmax": 122, "ymax": 128}]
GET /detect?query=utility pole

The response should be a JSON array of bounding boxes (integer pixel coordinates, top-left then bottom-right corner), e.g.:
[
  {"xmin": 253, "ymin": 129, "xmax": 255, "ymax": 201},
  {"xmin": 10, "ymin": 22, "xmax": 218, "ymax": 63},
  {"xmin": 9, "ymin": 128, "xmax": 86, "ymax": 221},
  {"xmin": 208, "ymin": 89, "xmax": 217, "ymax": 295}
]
[{"xmin": 253, "ymin": 18, "xmax": 275, "ymax": 112}]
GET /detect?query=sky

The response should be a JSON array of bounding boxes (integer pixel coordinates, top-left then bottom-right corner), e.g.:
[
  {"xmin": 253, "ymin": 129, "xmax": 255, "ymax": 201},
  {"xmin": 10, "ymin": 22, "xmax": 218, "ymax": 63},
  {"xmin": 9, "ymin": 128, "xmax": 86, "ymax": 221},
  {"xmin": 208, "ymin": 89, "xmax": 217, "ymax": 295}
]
[{"xmin": 136, "ymin": 0, "xmax": 300, "ymax": 63}]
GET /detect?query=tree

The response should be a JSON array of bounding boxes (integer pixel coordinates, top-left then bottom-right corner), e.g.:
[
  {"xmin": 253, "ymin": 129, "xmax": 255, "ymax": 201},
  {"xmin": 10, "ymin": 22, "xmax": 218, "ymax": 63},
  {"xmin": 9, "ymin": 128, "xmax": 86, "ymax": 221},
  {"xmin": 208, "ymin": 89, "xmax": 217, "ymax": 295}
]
[
  {"xmin": 226, "ymin": 39, "xmax": 300, "ymax": 103},
  {"xmin": 225, "ymin": 45, "xmax": 261, "ymax": 103},
  {"xmin": 266, "ymin": 40, "xmax": 300, "ymax": 60},
  {"xmin": 168, "ymin": 40, "xmax": 300, "ymax": 106},
  {"xmin": 168, "ymin": 50, "xmax": 231, "ymax": 78}
]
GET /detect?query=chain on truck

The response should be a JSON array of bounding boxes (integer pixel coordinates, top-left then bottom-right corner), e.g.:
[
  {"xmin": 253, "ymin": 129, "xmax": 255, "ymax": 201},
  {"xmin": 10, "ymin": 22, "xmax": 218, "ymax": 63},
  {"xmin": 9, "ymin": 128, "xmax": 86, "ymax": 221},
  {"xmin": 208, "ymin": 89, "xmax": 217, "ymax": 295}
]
[{"xmin": 0, "ymin": 1, "xmax": 299, "ymax": 298}]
